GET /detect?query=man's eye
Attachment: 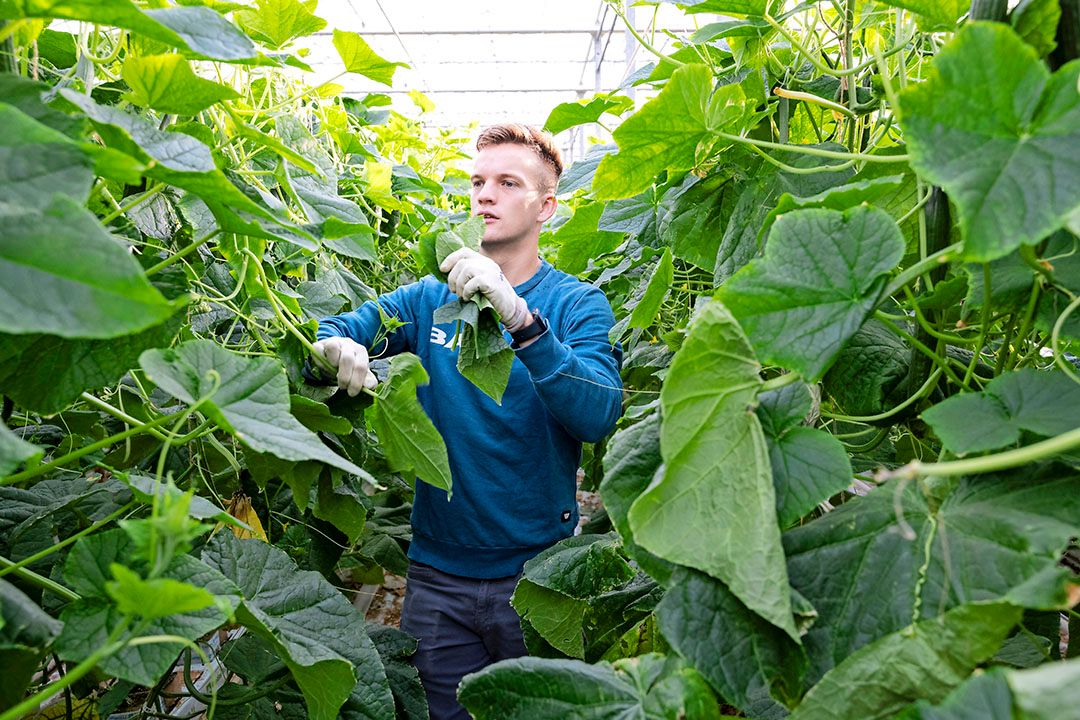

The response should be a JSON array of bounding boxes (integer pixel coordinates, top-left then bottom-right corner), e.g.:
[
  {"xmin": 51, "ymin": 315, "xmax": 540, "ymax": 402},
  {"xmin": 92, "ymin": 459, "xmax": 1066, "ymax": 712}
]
[
  {"xmin": 502, "ymin": 180, "xmax": 516, "ymax": 188},
  {"xmin": 471, "ymin": 180, "xmax": 483, "ymax": 188}
]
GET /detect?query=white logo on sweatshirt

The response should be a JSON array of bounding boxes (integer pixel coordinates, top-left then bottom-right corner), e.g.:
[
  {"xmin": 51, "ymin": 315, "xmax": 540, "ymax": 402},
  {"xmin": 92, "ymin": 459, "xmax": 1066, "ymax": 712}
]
[{"xmin": 429, "ymin": 327, "xmax": 457, "ymax": 349}]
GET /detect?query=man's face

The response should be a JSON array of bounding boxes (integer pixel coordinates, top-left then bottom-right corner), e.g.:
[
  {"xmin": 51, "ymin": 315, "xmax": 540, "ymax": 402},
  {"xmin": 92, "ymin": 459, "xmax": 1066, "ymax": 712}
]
[{"xmin": 470, "ymin": 143, "xmax": 555, "ymax": 248}]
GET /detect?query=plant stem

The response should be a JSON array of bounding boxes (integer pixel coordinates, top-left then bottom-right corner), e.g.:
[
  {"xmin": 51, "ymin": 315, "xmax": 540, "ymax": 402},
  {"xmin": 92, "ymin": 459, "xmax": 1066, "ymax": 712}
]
[
  {"xmin": 2, "ymin": 413, "xmax": 177, "ymax": 486},
  {"xmin": 875, "ymin": 313, "xmax": 968, "ymax": 387},
  {"xmin": 890, "ymin": 425, "xmax": 1080, "ymax": 479},
  {"xmin": 901, "ymin": 286, "xmax": 979, "ymax": 345},
  {"xmin": 883, "ymin": 243, "xmax": 964, "ymax": 298},
  {"xmin": 714, "ymin": 131, "xmax": 908, "ymax": 163},
  {"xmin": 963, "ymin": 265, "xmax": 995, "ymax": 386},
  {"xmin": 824, "ymin": 368, "xmax": 942, "ymax": 424},
  {"xmin": 772, "ymin": 87, "xmax": 856, "ymax": 118},
  {"xmin": 0, "ymin": 556, "xmax": 80, "ymax": 601},
  {"xmin": 763, "ymin": 12, "xmax": 912, "ymax": 78},
  {"xmin": 100, "ymin": 184, "xmax": 166, "ymax": 225},
  {"xmin": 1051, "ymin": 293, "xmax": 1080, "ymax": 385},
  {"xmin": 145, "ymin": 229, "xmax": 221, "ymax": 276},
  {"xmin": 747, "ymin": 144, "xmax": 857, "ymax": 174},
  {"xmin": 611, "ymin": 1, "xmax": 683, "ymax": 65},
  {"xmin": 80, "ymin": 393, "xmax": 170, "ymax": 440}
]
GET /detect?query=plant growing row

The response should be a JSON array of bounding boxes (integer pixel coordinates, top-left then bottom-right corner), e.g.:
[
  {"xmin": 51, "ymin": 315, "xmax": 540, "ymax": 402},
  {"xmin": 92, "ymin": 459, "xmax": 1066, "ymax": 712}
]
[
  {"xmin": 2, "ymin": 0, "xmax": 1080, "ymax": 719},
  {"xmin": 456, "ymin": 0, "xmax": 1080, "ymax": 718}
]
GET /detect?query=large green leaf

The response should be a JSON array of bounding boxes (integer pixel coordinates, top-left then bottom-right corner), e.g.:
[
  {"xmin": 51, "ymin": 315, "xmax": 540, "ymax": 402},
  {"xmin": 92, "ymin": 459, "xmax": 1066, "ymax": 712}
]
[
  {"xmin": 0, "ymin": 419, "xmax": 41, "ymax": 477},
  {"xmin": 907, "ymin": 669, "xmax": 1014, "ymax": 720},
  {"xmin": 659, "ymin": 168, "xmax": 740, "ymax": 272},
  {"xmin": 123, "ymin": 54, "xmax": 239, "ymax": 115},
  {"xmin": 140, "ymin": 340, "xmax": 364, "ymax": 476},
  {"xmin": 553, "ymin": 202, "xmax": 625, "ymax": 275},
  {"xmin": 899, "ymin": 23, "xmax": 1080, "ymax": 262},
  {"xmin": 910, "ymin": 660, "xmax": 1080, "ymax": 720},
  {"xmin": 0, "ymin": 103, "xmax": 92, "ymax": 214},
  {"xmin": 874, "ymin": 0, "xmax": 966, "ymax": 30},
  {"xmin": 757, "ymin": 382, "xmax": 852, "ymax": 527},
  {"xmin": 434, "ymin": 299, "xmax": 515, "ymax": 404},
  {"xmin": 0, "ymin": 477, "xmax": 131, "ymax": 566},
  {"xmin": 759, "ymin": 175, "xmax": 907, "ymax": 242},
  {"xmin": 628, "ymin": 302, "xmax": 798, "ymax": 640},
  {"xmin": 512, "ymin": 581, "xmax": 589, "ymax": 658},
  {"xmin": 0, "ymin": 0, "xmax": 186, "ymax": 47},
  {"xmin": 369, "ymin": 354, "xmax": 452, "ymax": 495},
  {"xmin": 59, "ymin": 88, "xmax": 215, "ymax": 172},
  {"xmin": 628, "ymin": 248, "xmax": 674, "ymax": 329},
  {"xmin": 821, "ymin": 318, "xmax": 910, "ymax": 417},
  {"xmin": 1011, "ymin": 0, "xmax": 1062, "ymax": 57},
  {"xmin": 0, "ymin": 318, "xmax": 179, "ymax": 415},
  {"xmin": 544, "ymin": 95, "xmax": 634, "ymax": 136},
  {"xmin": 788, "ymin": 602, "xmax": 1021, "ymax": 720},
  {"xmin": 657, "ymin": 567, "xmax": 805, "ymax": 714},
  {"xmin": 0, "ymin": 196, "xmax": 181, "ymax": 338},
  {"xmin": 143, "ymin": 6, "xmax": 258, "ymax": 61},
  {"xmin": 0, "ymin": 578, "xmax": 61, "ymax": 646},
  {"xmin": 716, "ymin": 206, "xmax": 905, "ymax": 381},
  {"xmin": 61, "ymin": 90, "xmax": 304, "ymax": 242},
  {"xmin": 202, "ymin": 533, "xmax": 393, "ymax": 720},
  {"xmin": 922, "ymin": 369, "xmax": 1080, "ymax": 454},
  {"xmin": 679, "ymin": 1, "xmax": 768, "ymax": 16},
  {"xmin": 365, "ymin": 623, "xmax": 427, "ymax": 720},
  {"xmin": 557, "ymin": 143, "xmax": 615, "ymax": 195},
  {"xmin": 235, "ymin": 0, "xmax": 326, "ymax": 49},
  {"xmin": 598, "ymin": 413, "xmax": 675, "ymax": 585},
  {"xmin": 333, "ymin": 29, "xmax": 406, "ymax": 85},
  {"xmin": 0, "ymin": 579, "xmax": 63, "ymax": 708},
  {"xmin": 1009, "ymin": 656, "xmax": 1080, "ymax": 719},
  {"xmin": 56, "ymin": 529, "xmax": 241, "ymax": 686},
  {"xmin": 511, "ymin": 535, "xmax": 635, "ymax": 658},
  {"xmin": 0, "ymin": 0, "xmax": 257, "ymax": 59},
  {"xmin": 714, "ymin": 145, "xmax": 856, "ymax": 285},
  {"xmin": 784, "ymin": 468, "xmax": 1080, "ymax": 685},
  {"xmin": 593, "ymin": 64, "xmax": 752, "ymax": 200},
  {"xmin": 458, "ymin": 654, "xmax": 721, "ymax": 720}
]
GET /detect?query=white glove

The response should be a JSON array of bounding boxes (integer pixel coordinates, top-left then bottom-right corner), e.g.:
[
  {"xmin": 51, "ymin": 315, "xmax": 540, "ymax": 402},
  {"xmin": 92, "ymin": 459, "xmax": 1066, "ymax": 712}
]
[
  {"xmin": 311, "ymin": 337, "xmax": 377, "ymax": 396},
  {"xmin": 440, "ymin": 248, "xmax": 529, "ymax": 330}
]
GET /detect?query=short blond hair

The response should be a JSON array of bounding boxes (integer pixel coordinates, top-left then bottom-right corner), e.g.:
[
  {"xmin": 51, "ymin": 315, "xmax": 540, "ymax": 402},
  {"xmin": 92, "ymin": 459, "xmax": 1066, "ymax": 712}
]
[{"xmin": 476, "ymin": 124, "xmax": 563, "ymax": 191}]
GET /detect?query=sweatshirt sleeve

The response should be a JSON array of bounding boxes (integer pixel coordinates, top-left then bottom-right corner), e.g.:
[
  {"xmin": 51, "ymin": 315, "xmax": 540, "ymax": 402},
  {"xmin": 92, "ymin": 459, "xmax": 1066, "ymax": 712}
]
[
  {"xmin": 316, "ymin": 281, "xmax": 424, "ymax": 356},
  {"xmin": 514, "ymin": 287, "xmax": 623, "ymax": 443}
]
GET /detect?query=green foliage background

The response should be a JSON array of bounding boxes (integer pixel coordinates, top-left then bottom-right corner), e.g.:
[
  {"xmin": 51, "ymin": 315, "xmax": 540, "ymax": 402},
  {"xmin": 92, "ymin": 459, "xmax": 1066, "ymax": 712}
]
[{"xmin": 2, "ymin": 0, "xmax": 1080, "ymax": 718}]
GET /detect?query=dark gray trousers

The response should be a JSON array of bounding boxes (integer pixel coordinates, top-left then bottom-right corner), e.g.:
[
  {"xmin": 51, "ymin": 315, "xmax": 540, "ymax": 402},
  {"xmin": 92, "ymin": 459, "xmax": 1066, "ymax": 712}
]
[{"xmin": 399, "ymin": 561, "xmax": 527, "ymax": 720}]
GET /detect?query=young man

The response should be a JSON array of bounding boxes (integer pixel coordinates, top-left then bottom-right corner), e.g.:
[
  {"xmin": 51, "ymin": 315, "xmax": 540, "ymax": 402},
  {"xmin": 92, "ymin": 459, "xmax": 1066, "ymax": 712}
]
[{"xmin": 310, "ymin": 124, "xmax": 623, "ymax": 719}]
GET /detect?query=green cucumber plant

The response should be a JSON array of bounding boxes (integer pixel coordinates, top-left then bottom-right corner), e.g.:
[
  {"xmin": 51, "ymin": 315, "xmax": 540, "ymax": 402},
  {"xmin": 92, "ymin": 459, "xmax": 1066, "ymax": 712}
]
[
  {"xmin": 463, "ymin": 1, "xmax": 1080, "ymax": 718},
  {"xmin": 3, "ymin": 1, "xmax": 1080, "ymax": 719},
  {"xmin": 0, "ymin": 1, "xmax": 468, "ymax": 718}
]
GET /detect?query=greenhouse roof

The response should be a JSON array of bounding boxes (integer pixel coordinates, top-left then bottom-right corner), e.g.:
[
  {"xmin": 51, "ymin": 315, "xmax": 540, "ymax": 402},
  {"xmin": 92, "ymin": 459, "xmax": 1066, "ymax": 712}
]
[{"xmin": 309, "ymin": 0, "xmax": 702, "ymax": 146}]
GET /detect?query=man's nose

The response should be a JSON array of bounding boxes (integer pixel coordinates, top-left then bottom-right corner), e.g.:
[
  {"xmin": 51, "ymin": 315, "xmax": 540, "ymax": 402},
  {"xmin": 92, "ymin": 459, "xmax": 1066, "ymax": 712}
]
[{"xmin": 474, "ymin": 180, "xmax": 495, "ymax": 203}]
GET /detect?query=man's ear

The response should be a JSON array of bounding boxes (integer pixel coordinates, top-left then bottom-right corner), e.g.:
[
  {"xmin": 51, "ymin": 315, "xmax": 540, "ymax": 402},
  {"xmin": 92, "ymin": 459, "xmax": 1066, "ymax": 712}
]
[{"xmin": 537, "ymin": 193, "xmax": 557, "ymax": 224}]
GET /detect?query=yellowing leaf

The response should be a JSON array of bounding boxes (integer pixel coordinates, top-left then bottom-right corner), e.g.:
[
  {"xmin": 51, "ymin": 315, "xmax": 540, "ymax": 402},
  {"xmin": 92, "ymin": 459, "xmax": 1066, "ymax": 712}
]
[
  {"xmin": 223, "ymin": 493, "xmax": 268, "ymax": 541},
  {"xmin": 333, "ymin": 29, "xmax": 407, "ymax": 86}
]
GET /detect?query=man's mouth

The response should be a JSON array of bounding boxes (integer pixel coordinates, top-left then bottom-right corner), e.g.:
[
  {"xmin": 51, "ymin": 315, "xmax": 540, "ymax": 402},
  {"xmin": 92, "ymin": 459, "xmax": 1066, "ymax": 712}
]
[{"xmin": 477, "ymin": 212, "xmax": 498, "ymax": 223}]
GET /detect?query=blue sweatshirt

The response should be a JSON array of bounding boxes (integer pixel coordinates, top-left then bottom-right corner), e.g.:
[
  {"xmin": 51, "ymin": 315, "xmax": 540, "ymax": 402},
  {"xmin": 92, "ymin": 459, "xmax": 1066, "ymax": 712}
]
[{"xmin": 317, "ymin": 261, "xmax": 623, "ymax": 578}]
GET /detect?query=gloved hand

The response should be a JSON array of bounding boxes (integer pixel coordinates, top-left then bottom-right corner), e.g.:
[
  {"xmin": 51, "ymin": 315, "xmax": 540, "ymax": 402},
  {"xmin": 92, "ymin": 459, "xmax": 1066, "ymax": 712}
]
[
  {"xmin": 311, "ymin": 337, "xmax": 378, "ymax": 396},
  {"xmin": 440, "ymin": 248, "xmax": 529, "ymax": 330}
]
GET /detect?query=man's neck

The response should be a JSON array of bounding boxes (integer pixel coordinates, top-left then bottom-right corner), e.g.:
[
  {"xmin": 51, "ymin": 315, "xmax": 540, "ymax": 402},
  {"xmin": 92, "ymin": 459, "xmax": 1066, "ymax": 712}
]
[{"xmin": 482, "ymin": 242, "xmax": 542, "ymax": 286}]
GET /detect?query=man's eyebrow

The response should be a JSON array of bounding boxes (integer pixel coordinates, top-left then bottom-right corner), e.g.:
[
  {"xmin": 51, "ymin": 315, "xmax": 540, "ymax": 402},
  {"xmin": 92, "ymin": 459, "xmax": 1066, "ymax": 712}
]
[{"xmin": 471, "ymin": 171, "xmax": 527, "ymax": 181}]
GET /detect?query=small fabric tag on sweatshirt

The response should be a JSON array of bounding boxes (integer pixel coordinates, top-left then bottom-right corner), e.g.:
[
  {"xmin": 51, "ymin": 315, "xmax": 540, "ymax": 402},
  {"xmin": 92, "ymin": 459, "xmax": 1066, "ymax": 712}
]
[{"xmin": 561, "ymin": 510, "xmax": 572, "ymax": 522}]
